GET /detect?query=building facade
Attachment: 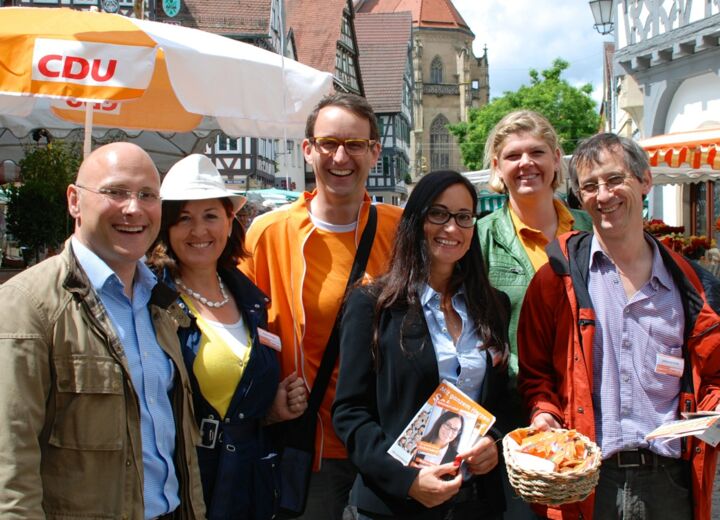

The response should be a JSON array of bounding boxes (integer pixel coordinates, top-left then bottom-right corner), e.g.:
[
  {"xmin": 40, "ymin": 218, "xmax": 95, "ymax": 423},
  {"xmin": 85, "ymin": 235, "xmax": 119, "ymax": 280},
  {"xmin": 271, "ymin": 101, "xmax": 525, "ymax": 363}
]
[
  {"xmin": 611, "ymin": 0, "xmax": 720, "ymax": 237},
  {"xmin": 355, "ymin": 11, "xmax": 413, "ymax": 204},
  {"xmin": 5, "ymin": 0, "xmax": 138, "ymax": 16},
  {"xmin": 286, "ymin": 0, "xmax": 366, "ymax": 192},
  {"xmin": 356, "ymin": 0, "xmax": 489, "ymax": 178},
  {"xmin": 154, "ymin": 0, "xmax": 305, "ymax": 190}
]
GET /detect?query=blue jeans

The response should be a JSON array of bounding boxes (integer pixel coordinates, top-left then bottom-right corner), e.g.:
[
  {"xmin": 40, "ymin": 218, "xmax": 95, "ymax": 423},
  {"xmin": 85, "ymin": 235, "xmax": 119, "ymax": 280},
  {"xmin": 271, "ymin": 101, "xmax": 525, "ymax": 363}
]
[{"xmin": 592, "ymin": 456, "xmax": 691, "ymax": 519}]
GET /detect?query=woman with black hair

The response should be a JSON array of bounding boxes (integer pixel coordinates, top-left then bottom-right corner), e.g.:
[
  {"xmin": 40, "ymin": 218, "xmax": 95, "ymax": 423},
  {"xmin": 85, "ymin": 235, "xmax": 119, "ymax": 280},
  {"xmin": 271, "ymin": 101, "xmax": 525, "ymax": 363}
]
[
  {"xmin": 333, "ymin": 170, "xmax": 510, "ymax": 520},
  {"xmin": 411, "ymin": 411, "xmax": 464, "ymax": 467}
]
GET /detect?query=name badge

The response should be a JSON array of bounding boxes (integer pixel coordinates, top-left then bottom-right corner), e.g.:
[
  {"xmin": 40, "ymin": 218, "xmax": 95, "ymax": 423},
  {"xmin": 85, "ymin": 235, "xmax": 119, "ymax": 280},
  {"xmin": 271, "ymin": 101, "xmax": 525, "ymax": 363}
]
[
  {"xmin": 257, "ymin": 328, "xmax": 282, "ymax": 352},
  {"xmin": 655, "ymin": 353, "xmax": 684, "ymax": 377}
]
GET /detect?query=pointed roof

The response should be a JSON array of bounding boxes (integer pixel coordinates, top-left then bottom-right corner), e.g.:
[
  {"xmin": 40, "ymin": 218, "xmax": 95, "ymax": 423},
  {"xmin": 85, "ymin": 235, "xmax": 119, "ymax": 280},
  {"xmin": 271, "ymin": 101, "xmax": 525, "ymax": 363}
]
[
  {"xmin": 356, "ymin": 0, "xmax": 472, "ymax": 34},
  {"xmin": 287, "ymin": 0, "xmax": 347, "ymax": 74},
  {"xmin": 355, "ymin": 11, "xmax": 412, "ymax": 113}
]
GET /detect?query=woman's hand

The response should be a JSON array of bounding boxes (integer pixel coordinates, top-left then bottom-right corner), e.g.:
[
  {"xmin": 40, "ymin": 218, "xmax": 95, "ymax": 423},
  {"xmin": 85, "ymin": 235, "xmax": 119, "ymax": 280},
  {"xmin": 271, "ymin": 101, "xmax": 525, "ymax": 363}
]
[
  {"xmin": 410, "ymin": 456, "xmax": 435, "ymax": 469},
  {"xmin": 407, "ymin": 462, "xmax": 462, "ymax": 508},
  {"xmin": 265, "ymin": 373, "xmax": 308, "ymax": 424},
  {"xmin": 457, "ymin": 435, "xmax": 498, "ymax": 475},
  {"xmin": 532, "ymin": 412, "xmax": 562, "ymax": 431}
]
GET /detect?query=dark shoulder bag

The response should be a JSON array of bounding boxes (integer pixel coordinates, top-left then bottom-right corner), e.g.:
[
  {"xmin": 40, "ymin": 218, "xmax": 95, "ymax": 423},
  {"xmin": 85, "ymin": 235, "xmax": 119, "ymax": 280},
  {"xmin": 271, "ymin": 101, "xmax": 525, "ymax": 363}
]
[{"xmin": 277, "ymin": 205, "xmax": 377, "ymax": 518}]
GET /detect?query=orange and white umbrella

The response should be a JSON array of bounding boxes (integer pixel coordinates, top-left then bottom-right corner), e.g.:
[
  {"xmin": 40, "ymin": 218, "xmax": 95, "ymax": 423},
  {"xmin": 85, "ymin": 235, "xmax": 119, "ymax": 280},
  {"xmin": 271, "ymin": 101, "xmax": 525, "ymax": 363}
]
[{"xmin": 0, "ymin": 7, "xmax": 333, "ymax": 156}]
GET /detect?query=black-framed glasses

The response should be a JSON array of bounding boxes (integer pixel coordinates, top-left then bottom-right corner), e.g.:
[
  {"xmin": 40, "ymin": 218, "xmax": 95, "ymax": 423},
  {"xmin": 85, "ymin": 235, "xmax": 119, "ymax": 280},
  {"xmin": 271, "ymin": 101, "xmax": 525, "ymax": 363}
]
[
  {"xmin": 440, "ymin": 422, "xmax": 461, "ymax": 434},
  {"xmin": 75, "ymin": 184, "xmax": 160, "ymax": 204},
  {"xmin": 310, "ymin": 137, "xmax": 376, "ymax": 156},
  {"xmin": 426, "ymin": 206, "xmax": 477, "ymax": 228},
  {"xmin": 578, "ymin": 174, "xmax": 630, "ymax": 196}
]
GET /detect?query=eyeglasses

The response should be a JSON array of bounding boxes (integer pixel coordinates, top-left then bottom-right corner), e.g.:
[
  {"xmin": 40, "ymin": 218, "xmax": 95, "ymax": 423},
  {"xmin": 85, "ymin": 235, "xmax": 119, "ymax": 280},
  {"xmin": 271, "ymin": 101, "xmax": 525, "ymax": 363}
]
[
  {"xmin": 578, "ymin": 174, "xmax": 630, "ymax": 196},
  {"xmin": 440, "ymin": 422, "xmax": 461, "ymax": 434},
  {"xmin": 75, "ymin": 184, "xmax": 160, "ymax": 204},
  {"xmin": 310, "ymin": 137, "xmax": 376, "ymax": 156},
  {"xmin": 426, "ymin": 206, "xmax": 477, "ymax": 229}
]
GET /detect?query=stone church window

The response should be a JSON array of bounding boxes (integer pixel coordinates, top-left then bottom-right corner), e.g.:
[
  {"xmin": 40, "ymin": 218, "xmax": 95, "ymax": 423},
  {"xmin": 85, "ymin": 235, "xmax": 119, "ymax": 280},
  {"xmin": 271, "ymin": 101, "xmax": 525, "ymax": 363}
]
[
  {"xmin": 430, "ymin": 114, "xmax": 450, "ymax": 170},
  {"xmin": 430, "ymin": 56, "xmax": 443, "ymax": 84}
]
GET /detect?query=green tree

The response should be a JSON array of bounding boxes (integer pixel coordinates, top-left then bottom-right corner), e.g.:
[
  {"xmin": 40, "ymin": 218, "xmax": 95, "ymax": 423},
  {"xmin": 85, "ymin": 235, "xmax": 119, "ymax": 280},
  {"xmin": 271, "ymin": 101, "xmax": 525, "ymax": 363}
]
[
  {"xmin": 3, "ymin": 141, "xmax": 81, "ymax": 263},
  {"xmin": 450, "ymin": 58, "xmax": 600, "ymax": 170}
]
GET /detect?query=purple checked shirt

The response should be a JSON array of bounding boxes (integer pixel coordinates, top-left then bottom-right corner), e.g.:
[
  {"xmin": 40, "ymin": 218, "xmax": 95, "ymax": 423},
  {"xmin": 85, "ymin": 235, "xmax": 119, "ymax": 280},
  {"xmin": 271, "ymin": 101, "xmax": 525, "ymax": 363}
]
[{"xmin": 587, "ymin": 235, "xmax": 684, "ymax": 459}]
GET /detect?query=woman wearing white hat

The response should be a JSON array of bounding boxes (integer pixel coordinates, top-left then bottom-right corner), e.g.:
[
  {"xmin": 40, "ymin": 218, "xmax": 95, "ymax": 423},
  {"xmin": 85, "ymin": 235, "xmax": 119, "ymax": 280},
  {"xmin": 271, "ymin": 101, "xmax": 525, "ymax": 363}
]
[{"xmin": 148, "ymin": 154, "xmax": 307, "ymax": 519}]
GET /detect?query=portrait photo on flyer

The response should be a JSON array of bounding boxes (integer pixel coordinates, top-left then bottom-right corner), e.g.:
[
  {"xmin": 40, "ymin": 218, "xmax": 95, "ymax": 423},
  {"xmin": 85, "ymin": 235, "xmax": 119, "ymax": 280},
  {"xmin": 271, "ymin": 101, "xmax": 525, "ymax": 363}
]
[{"xmin": 387, "ymin": 379, "xmax": 495, "ymax": 467}]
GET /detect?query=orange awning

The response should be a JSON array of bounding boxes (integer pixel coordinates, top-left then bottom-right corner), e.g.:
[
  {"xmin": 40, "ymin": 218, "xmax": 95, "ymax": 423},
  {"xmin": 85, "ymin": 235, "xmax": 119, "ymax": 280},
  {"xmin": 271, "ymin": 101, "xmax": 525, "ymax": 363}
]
[{"xmin": 639, "ymin": 128, "xmax": 720, "ymax": 170}]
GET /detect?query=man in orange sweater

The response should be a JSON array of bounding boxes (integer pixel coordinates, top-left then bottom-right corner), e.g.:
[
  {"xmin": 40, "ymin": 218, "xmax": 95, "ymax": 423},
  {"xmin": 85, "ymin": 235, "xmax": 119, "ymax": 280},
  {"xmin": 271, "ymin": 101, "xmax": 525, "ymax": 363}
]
[{"xmin": 241, "ymin": 93, "xmax": 402, "ymax": 520}]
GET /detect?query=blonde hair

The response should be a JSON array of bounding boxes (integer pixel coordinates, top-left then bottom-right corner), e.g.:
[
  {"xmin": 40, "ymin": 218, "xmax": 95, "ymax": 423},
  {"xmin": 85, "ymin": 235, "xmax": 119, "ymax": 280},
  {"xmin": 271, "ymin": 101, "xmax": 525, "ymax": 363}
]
[{"xmin": 484, "ymin": 110, "xmax": 565, "ymax": 194}]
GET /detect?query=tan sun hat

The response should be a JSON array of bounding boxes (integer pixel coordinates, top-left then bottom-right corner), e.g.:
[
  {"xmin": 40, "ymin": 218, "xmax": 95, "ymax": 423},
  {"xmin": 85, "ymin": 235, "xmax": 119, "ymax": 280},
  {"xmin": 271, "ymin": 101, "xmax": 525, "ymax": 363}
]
[{"xmin": 160, "ymin": 154, "xmax": 246, "ymax": 213}]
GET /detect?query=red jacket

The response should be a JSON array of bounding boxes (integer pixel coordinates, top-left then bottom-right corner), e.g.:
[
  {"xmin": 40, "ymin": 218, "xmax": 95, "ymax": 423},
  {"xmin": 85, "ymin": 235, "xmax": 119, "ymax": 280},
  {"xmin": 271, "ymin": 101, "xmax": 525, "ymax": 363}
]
[{"xmin": 518, "ymin": 231, "xmax": 720, "ymax": 520}]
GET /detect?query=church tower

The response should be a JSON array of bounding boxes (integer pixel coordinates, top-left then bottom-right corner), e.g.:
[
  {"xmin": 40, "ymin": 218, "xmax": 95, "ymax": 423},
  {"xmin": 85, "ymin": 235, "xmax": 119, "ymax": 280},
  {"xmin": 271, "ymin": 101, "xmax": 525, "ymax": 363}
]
[{"xmin": 356, "ymin": 0, "xmax": 489, "ymax": 177}]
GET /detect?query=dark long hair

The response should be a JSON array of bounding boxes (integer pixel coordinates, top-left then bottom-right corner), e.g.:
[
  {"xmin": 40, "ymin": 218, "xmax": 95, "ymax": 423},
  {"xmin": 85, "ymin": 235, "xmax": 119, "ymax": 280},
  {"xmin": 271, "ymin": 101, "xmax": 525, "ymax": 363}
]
[
  {"xmin": 370, "ymin": 170, "xmax": 508, "ymax": 365},
  {"xmin": 146, "ymin": 197, "xmax": 247, "ymax": 277},
  {"xmin": 421, "ymin": 411, "xmax": 464, "ymax": 451}
]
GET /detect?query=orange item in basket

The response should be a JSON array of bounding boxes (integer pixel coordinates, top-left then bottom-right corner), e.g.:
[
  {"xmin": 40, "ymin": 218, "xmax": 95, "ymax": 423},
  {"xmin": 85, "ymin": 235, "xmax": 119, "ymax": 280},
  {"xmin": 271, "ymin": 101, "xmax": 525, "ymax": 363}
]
[{"xmin": 512, "ymin": 428, "xmax": 590, "ymax": 473}]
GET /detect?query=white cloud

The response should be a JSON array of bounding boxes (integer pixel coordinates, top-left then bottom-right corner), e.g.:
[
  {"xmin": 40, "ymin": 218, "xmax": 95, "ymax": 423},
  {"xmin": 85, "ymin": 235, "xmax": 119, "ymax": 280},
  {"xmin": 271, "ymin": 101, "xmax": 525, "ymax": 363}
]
[{"xmin": 452, "ymin": 0, "xmax": 611, "ymax": 107}]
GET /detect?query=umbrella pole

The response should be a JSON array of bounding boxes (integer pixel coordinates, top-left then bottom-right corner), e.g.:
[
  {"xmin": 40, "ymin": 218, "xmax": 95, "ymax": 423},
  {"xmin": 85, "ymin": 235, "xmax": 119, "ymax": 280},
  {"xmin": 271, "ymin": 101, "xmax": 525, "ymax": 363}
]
[{"xmin": 83, "ymin": 103, "xmax": 94, "ymax": 159}]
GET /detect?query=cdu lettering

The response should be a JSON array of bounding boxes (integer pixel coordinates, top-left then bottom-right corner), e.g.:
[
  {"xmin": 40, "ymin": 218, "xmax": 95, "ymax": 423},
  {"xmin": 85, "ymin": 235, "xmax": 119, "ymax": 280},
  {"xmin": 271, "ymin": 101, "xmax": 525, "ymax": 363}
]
[
  {"xmin": 63, "ymin": 56, "xmax": 89, "ymax": 80},
  {"xmin": 37, "ymin": 54, "xmax": 62, "ymax": 78},
  {"xmin": 37, "ymin": 55, "xmax": 118, "ymax": 82}
]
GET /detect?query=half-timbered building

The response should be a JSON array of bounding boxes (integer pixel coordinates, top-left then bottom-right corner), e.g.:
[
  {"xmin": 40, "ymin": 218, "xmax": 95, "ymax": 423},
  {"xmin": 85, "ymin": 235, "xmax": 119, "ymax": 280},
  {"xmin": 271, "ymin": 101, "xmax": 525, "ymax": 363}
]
[
  {"xmin": 355, "ymin": 11, "xmax": 412, "ymax": 204},
  {"xmin": 286, "ymin": 0, "xmax": 366, "ymax": 191},
  {"xmin": 154, "ymin": 0, "xmax": 301, "ymax": 190}
]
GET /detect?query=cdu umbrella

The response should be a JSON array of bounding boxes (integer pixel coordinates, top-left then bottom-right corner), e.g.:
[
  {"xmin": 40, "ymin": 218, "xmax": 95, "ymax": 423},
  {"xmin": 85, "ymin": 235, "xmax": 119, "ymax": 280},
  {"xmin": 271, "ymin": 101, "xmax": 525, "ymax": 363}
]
[{"xmin": 0, "ymin": 7, "xmax": 333, "ymax": 156}]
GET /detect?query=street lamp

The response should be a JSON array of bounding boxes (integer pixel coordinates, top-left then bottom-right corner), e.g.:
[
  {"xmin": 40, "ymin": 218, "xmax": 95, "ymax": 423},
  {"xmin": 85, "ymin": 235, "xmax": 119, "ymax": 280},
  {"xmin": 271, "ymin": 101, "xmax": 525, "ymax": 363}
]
[{"xmin": 589, "ymin": 0, "xmax": 614, "ymax": 35}]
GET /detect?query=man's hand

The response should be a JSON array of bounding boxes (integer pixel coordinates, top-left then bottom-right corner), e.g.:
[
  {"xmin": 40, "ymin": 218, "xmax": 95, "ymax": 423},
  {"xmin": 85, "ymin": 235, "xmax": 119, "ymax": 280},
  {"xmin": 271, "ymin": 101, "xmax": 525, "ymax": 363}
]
[
  {"xmin": 407, "ymin": 462, "xmax": 462, "ymax": 508},
  {"xmin": 532, "ymin": 412, "xmax": 562, "ymax": 431},
  {"xmin": 265, "ymin": 373, "xmax": 308, "ymax": 424},
  {"xmin": 457, "ymin": 435, "xmax": 498, "ymax": 475}
]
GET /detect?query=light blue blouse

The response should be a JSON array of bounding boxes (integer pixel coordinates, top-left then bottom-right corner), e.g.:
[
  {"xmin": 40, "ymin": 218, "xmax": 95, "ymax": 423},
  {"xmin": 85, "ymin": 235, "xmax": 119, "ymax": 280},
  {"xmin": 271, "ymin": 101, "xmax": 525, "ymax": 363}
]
[{"xmin": 420, "ymin": 284, "xmax": 487, "ymax": 402}]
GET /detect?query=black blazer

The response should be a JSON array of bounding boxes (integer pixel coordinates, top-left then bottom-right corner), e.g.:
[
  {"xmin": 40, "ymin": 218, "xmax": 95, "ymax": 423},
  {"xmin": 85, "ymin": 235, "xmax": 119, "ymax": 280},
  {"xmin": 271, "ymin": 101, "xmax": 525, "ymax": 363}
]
[{"xmin": 332, "ymin": 287, "xmax": 509, "ymax": 518}]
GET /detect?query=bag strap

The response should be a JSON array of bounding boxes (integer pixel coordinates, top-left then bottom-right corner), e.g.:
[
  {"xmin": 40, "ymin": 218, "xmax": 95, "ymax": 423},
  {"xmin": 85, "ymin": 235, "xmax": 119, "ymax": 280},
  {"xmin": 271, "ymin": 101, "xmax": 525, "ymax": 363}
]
[{"xmin": 306, "ymin": 204, "xmax": 377, "ymax": 414}]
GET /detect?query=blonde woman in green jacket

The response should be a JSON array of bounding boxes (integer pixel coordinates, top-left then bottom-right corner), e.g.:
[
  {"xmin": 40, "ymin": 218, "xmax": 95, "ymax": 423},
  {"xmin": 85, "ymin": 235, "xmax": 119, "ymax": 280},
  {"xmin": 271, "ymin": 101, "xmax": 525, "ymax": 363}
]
[{"xmin": 476, "ymin": 112, "xmax": 592, "ymax": 518}]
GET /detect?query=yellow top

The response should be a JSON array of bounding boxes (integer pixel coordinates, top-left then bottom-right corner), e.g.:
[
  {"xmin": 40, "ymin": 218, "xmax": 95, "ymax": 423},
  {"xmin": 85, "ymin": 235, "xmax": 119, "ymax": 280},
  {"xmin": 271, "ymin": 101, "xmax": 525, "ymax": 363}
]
[
  {"xmin": 181, "ymin": 295, "xmax": 251, "ymax": 418},
  {"xmin": 509, "ymin": 199, "xmax": 575, "ymax": 272}
]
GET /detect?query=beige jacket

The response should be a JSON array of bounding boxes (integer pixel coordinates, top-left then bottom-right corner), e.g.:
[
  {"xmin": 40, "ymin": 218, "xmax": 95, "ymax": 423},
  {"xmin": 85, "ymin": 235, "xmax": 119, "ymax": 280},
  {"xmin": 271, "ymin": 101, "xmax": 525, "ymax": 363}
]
[{"xmin": 0, "ymin": 243, "xmax": 205, "ymax": 519}]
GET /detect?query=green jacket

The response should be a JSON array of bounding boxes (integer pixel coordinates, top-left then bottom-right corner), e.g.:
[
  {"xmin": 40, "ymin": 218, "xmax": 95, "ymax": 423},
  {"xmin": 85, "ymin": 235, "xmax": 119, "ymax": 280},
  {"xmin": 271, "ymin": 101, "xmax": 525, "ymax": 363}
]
[
  {"xmin": 476, "ymin": 203, "xmax": 593, "ymax": 379},
  {"xmin": 0, "ymin": 242, "xmax": 205, "ymax": 519}
]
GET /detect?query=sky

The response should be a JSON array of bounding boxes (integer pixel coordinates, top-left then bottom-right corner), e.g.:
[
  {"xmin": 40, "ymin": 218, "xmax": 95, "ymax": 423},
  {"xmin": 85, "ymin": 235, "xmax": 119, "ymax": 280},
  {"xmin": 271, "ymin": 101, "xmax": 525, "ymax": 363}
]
[{"xmin": 452, "ymin": 0, "xmax": 613, "ymax": 106}]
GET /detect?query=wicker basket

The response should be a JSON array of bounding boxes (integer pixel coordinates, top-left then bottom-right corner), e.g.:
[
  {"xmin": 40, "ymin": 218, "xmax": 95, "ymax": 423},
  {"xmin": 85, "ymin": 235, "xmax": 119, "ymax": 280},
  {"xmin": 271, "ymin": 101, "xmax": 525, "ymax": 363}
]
[{"xmin": 502, "ymin": 429, "xmax": 602, "ymax": 506}]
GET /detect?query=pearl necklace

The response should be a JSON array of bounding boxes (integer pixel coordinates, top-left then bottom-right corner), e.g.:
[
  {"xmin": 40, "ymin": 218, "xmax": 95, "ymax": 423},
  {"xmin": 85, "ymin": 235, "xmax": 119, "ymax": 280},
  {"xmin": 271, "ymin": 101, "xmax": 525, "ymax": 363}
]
[{"xmin": 175, "ymin": 273, "xmax": 230, "ymax": 308}]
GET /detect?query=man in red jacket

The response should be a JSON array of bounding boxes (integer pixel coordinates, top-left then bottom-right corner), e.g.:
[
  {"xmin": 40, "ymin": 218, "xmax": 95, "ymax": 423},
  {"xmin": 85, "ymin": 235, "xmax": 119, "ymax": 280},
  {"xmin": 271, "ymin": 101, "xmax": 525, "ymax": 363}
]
[{"xmin": 518, "ymin": 133, "xmax": 720, "ymax": 520}]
